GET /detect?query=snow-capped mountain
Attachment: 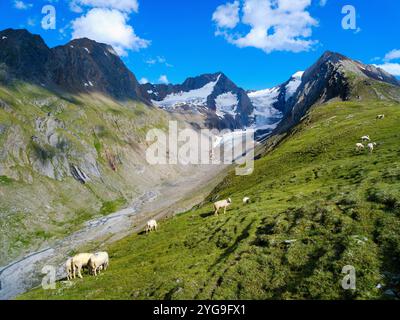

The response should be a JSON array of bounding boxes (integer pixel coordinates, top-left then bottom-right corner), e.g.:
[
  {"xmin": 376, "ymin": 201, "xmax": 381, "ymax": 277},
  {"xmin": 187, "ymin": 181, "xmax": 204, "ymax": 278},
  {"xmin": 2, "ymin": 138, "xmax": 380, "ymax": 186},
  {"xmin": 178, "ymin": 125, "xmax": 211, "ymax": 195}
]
[
  {"xmin": 247, "ymin": 71, "xmax": 304, "ymax": 135},
  {"xmin": 142, "ymin": 72, "xmax": 254, "ymax": 130},
  {"xmin": 142, "ymin": 71, "xmax": 308, "ymax": 134},
  {"xmin": 276, "ymin": 51, "xmax": 400, "ymax": 134}
]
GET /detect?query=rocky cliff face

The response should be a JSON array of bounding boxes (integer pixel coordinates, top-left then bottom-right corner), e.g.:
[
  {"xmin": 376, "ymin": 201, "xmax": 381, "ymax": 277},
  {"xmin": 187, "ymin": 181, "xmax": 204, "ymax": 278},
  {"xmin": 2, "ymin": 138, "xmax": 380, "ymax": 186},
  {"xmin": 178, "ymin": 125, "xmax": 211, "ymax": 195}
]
[
  {"xmin": 0, "ymin": 29, "xmax": 52, "ymax": 84},
  {"xmin": 275, "ymin": 51, "xmax": 400, "ymax": 134},
  {"xmin": 0, "ymin": 29, "xmax": 147, "ymax": 102}
]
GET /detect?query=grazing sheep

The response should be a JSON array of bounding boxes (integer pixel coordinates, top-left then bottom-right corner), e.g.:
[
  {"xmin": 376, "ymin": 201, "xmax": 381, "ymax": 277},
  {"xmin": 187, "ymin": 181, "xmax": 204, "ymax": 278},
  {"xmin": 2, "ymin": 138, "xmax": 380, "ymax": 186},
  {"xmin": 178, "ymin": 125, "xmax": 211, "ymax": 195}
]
[
  {"xmin": 88, "ymin": 252, "xmax": 109, "ymax": 276},
  {"xmin": 368, "ymin": 142, "xmax": 377, "ymax": 153},
  {"xmin": 65, "ymin": 258, "xmax": 73, "ymax": 281},
  {"xmin": 214, "ymin": 198, "xmax": 232, "ymax": 215},
  {"xmin": 355, "ymin": 143, "xmax": 365, "ymax": 151},
  {"xmin": 376, "ymin": 114, "xmax": 385, "ymax": 120},
  {"xmin": 243, "ymin": 197, "xmax": 250, "ymax": 204},
  {"xmin": 361, "ymin": 135, "xmax": 371, "ymax": 142},
  {"xmin": 71, "ymin": 253, "xmax": 94, "ymax": 279},
  {"xmin": 146, "ymin": 219, "xmax": 158, "ymax": 234}
]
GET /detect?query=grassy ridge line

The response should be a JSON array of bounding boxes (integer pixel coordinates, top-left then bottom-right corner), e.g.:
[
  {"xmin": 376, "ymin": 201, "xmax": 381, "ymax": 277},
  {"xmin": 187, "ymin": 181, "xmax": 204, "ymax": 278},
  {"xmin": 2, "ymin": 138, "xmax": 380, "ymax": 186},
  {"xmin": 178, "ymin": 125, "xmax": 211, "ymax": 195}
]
[{"xmin": 20, "ymin": 99, "xmax": 400, "ymax": 300}]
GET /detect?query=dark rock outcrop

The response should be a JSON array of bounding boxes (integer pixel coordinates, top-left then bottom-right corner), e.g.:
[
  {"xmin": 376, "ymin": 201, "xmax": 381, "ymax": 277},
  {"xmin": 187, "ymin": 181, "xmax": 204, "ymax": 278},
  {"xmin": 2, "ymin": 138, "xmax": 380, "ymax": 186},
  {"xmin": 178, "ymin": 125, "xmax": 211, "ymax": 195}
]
[
  {"xmin": 0, "ymin": 29, "xmax": 147, "ymax": 102},
  {"xmin": 274, "ymin": 51, "xmax": 400, "ymax": 134}
]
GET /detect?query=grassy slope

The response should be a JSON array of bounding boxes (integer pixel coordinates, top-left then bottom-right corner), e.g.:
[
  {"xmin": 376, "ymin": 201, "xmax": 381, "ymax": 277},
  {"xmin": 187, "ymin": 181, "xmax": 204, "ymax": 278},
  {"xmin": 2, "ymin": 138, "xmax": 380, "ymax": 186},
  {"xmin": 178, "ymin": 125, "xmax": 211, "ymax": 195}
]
[
  {"xmin": 20, "ymin": 95, "xmax": 400, "ymax": 300},
  {"xmin": 0, "ymin": 82, "xmax": 168, "ymax": 265}
]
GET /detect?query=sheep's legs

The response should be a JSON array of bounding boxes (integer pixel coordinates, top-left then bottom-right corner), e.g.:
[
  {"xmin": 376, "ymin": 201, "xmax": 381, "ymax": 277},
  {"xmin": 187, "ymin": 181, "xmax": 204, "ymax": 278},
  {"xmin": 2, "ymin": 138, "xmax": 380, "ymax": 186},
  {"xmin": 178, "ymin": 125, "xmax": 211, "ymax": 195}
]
[{"xmin": 78, "ymin": 266, "xmax": 83, "ymax": 279}]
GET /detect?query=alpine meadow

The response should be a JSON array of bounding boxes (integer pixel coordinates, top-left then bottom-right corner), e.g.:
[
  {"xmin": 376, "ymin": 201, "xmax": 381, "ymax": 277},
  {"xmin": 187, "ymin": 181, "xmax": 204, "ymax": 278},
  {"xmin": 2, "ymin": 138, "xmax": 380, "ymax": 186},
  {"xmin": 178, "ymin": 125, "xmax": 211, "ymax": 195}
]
[{"xmin": 0, "ymin": 0, "xmax": 400, "ymax": 302}]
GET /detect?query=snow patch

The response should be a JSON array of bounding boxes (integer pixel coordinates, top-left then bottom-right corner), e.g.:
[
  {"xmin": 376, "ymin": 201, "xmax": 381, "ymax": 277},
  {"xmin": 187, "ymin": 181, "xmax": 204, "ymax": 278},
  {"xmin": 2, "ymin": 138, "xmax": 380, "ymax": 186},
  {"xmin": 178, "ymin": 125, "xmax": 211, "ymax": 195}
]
[
  {"xmin": 248, "ymin": 87, "xmax": 282, "ymax": 129},
  {"xmin": 153, "ymin": 75, "xmax": 221, "ymax": 109},
  {"xmin": 285, "ymin": 71, "xmax": 303, "ymax": 101},
  {"xmin": 2, "ymin": 36, "xmax": 8, "ymax": 40},
  {"xmin": 107, "ymin": 47, "xmax": 118, "ymax": 56},
  {"xmin": 215, "ymin": 92, "xmax": 238, "ymax": 118},
  {"xmin": 84, "ymin": 47, "xmax": 90, "ymax": 54}
]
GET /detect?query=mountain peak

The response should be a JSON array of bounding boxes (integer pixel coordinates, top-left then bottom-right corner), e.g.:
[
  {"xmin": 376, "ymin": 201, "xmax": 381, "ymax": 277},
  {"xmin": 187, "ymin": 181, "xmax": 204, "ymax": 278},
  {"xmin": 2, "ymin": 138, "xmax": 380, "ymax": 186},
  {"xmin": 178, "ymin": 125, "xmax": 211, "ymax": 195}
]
[
  {"xmin": 291, "ymin": 71, "xmax": 304, "ymax": 80},
  {"xmin": 0, "ymin": 28, "xmax": 48, "ymax": 48},
  {"xmin": 0, "ymin": 28, "xmax": 51, "ymax": 83},
  {"xmin": 319, "ymin": 51, "xmax": 348, "ymax": 63},
  {"xmin": 0, "ymin": 28, "xmax": 146, "ymax": 101}
]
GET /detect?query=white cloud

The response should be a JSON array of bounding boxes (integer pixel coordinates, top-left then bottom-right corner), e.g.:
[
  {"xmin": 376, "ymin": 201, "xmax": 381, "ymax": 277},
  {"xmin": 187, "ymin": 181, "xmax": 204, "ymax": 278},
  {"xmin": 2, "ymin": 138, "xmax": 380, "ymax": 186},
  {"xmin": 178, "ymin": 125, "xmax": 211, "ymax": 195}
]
[
  {"xmin": 384, "ymin": 49, "xmax": 400, "ymax": 62},
  {"xmin": 212, "ymin": 0, "xmax": 318, "ymax": 54},
  {"xmin": 139, "ymin": 77, "xmax": 149, "ymax": 84},
  {"xmin": 14, "ymin": 1, "xmax": 33, "ymax": 10},
  {"xmin": 145, "ymin": 56, "xmax": 171, "ymax": 66},
  {"xmin": 212, "ymin": 1, "xmax": 240, "ymax": 29},
  {"xmin": 374, "ymin": 63, "xmax": 400, "ymax": 76},
  {"xmin": 27, "ymin": 17, "xmax": 36, "ymax": 26},
  {"xmin": 70, "ymin": 0, "xmax": 139, "ymax": 13},
  {"xmin": 158, "ymin": 75, "xmax": 169, "ymax": 84},
  {"xmin": 71, "ymin": 8, "xmax": 150, "ymax": 56},
  {"xmin": 319, "ymin": 0, "xmax": 327, "ymax": 6}
]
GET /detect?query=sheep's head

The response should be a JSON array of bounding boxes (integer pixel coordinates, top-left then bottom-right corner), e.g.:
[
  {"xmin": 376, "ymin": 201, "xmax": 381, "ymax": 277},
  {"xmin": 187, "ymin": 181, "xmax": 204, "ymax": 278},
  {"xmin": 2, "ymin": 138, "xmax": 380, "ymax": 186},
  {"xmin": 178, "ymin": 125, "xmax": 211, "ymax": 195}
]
[{"xmin": 227, "ymin": 198, "xmax": 232, "ymax": 204}]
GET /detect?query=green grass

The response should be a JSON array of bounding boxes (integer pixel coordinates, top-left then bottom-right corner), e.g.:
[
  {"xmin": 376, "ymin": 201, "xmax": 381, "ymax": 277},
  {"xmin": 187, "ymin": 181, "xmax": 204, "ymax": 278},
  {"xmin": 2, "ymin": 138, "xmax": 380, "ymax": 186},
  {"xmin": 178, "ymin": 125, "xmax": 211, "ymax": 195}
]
[
  {"xmin": 0, "ymin": 175, "xmax": 14, "ymax": 185},
  {"xmin": 100, "ymin": 198, "xmax": 127, "ymax": 216},
  {"xmin": 0, "ymin": 82, "xmax": 170, "ymax": 265},
  {"xmin": 19, "ymin": 98, "xmax": 400, "ymax": 300}
]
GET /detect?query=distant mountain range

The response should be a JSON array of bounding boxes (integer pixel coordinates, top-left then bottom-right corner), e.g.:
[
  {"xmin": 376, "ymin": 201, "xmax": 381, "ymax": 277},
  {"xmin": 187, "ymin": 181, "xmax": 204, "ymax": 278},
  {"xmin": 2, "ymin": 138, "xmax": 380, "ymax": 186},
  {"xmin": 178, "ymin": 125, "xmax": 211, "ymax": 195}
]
[{"xmin": 1, "ymin": 28, "xmax": 399, "ymax": 135}]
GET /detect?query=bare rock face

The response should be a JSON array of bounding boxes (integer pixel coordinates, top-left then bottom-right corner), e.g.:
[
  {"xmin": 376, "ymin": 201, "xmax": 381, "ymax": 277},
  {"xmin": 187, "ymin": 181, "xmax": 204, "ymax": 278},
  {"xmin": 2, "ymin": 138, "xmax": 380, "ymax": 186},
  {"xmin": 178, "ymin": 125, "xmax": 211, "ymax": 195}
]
[
  {"xmin": 275, "ymin": 51, "xmax": 400, "ymax": 134},
  {"xmin": 0, "ymin": 29, "xmax": 52, "ymax": 84},
  {"xmin": 50, "ymin": 38, "xmax": 145, "ymax": 101},
  {"xmin": 0, "ymin": 29, "xmax": 147, "ymax": 102}
]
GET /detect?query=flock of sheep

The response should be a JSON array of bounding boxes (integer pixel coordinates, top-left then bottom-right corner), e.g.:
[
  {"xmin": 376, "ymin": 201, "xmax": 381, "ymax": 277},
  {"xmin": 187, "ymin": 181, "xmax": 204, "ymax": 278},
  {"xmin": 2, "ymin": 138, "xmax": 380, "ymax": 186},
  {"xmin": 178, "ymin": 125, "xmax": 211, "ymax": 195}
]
[
  {"xmin": 65, "ymin": 197, "xmax": 251, "ymax": 281},
  {"xmin": 66, "ymin": 252, "xmax": 109, "ymax": 280},
  {"xmin": 65, "ymin": 114, "xmax": 387, "ymax": 281},
  {"xmin": 355, "ymin": 114, "xmax": 385, "ymax": 153},
  {"xmin": 65, "ymin": 219, "xmax": 158, "ymax": 280}
]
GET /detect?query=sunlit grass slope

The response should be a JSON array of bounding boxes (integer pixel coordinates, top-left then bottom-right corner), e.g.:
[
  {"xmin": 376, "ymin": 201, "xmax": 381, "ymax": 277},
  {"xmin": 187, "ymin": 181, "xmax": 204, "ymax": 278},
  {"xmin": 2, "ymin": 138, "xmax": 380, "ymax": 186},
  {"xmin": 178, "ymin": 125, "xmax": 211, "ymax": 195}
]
[{"xmin": 21, "ymin": 98, "xmax": 400, "ymax": 300}]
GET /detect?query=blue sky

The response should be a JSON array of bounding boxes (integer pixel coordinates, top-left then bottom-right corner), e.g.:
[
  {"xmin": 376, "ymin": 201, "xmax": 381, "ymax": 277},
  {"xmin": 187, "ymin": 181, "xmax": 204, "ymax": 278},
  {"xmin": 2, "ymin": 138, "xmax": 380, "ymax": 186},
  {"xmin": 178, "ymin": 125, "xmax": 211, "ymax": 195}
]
[{"xmin": 0, "ymin": 0, "xmax": 399, "ymax": 90}]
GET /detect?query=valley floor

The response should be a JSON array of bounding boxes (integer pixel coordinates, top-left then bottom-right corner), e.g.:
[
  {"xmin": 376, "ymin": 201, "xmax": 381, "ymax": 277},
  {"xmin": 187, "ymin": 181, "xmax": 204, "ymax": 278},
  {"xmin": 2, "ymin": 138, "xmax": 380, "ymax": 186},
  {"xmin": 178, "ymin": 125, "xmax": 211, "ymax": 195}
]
[{"xmin": 18, "ymin": 100, "xmax": 400, "ymax": 300}]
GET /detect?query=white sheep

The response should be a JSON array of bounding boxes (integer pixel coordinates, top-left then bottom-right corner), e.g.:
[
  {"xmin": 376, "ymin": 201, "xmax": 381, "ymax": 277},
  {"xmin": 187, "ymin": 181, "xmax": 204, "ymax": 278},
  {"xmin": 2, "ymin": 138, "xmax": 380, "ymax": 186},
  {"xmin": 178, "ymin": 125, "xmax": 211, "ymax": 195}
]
[
  {"xmin": 243, "ymin": 197, "xmax": 250, "ymax": 204},
  {"xmin": 355, "ymin": 143, "xmax": 365, "ymax": 151},
  {"xmin": 214, "ymin": 198, "xmax": 232, "ymax": 215},
  {"xmin": 88, "ymin": 252, "xmax": 109, "ymax": 276},
  {"xmin": 146, "ymin": 219, "xmax": 158, "ymax": 234},
  {"xmin": 65, "ymin": 258, "xmax": 73, "ymax": 281},
  {"xmin": 71, "ymin": 253, "xmax": 94, "ymax": 279},
  {"xmin": 376, "ymin": 114, "xmax": 385, "ymax": 120},
  {"xmin": 361, "ymin": 135, "xmax": 371, "ymax": 142},
  {"xmin": 367, "ymin": 142, "xmax": 377, "ymax": 153}
]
